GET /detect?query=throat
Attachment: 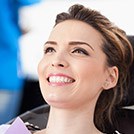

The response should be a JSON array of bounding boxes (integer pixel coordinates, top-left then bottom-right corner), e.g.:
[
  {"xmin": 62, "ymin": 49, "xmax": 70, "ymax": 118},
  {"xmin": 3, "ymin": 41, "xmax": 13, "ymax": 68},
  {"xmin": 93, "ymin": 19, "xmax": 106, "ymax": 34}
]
[{"xmin": 44, "ymin": 107, "xmax": 102, "ymax": 134}]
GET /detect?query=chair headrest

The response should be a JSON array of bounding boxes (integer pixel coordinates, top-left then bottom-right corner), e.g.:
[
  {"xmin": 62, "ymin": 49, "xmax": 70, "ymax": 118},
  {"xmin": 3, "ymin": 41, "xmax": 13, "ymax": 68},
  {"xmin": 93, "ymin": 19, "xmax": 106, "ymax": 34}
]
[{"xmin": 124, "ymin": 36, "xmax": 134, "ymax": 106}]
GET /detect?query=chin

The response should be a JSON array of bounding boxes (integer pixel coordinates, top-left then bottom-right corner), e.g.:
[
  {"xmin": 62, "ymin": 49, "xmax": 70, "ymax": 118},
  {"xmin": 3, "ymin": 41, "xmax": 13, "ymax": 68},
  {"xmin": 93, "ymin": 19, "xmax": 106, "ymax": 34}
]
[{"xmin": 45, "ymin": 96, "xmax": 71, "ymax": 109}]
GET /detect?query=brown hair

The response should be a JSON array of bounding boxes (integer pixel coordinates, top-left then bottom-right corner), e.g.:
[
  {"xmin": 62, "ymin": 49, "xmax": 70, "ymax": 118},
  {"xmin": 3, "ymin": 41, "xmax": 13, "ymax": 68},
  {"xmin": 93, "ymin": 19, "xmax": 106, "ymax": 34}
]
[{"xmin": 54, "ymin": 4, "xmax": 133, "ymax": 132}]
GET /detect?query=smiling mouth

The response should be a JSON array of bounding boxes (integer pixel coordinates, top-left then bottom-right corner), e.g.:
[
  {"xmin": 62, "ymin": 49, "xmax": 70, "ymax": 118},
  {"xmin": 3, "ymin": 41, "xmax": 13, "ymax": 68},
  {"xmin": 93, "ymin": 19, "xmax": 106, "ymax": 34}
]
[{"xmin": 47, "ymin": 76, "xmax": 75, "ymax": 84}]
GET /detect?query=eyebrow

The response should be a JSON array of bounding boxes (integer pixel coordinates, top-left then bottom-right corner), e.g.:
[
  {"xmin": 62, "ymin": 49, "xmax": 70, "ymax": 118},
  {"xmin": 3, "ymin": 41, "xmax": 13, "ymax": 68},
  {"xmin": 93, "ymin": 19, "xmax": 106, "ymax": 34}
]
[
  {"xmin": 45, "ymin": 41, "xmax": 94, "ymax": 51},
  {"xmin": 69, "ymin": 41, "xmax": 94, "ymax": 51},
  {"xmin": 45, "ymin": 41, "xmax": 57, "ymax": 45}
]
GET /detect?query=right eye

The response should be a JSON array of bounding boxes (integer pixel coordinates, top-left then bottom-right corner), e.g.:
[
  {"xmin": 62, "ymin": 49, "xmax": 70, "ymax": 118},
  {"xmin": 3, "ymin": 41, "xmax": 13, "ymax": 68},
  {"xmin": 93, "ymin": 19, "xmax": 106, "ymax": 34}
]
[{"xmin": 44, "ymin": 47, "xmax": 56, "ymax": 54}]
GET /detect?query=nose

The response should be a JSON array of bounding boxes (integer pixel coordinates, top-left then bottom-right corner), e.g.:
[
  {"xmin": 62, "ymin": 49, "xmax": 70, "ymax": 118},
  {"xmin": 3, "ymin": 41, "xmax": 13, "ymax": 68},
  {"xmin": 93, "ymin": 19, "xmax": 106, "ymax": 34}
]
[{"xmin": 51, "ymin": 55, "xmax": 69, "ymax": 68}]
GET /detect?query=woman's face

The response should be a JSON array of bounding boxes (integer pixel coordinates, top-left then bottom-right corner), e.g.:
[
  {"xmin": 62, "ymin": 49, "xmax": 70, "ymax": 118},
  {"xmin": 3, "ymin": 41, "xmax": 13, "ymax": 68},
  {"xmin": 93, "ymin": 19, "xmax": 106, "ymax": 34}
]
[{"xmin": 38, "ymin": 20, "xmax": 109, "ymax": 109}]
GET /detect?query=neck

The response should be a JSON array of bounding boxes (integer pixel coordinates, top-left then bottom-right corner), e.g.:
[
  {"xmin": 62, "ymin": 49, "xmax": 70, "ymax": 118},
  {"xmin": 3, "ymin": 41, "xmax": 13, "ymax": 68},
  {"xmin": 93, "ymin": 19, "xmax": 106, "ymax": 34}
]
[{"xmin": 45, "ymin": 103, "xmax": 102, "ymax": 134}]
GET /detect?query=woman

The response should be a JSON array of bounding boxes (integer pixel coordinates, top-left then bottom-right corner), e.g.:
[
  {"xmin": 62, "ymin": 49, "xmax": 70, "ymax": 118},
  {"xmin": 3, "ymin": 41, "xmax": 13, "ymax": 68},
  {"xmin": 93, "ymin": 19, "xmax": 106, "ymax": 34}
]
[
  {"xmin": 35, "ymin": 4, "xmax": 133, "ymax": 134},
  {"xmin": 0, "ymin": 3, "xmax": 133, "ymax": 134},
  {"xmin": 36, "ymin": 5, "xmax": 133, "ymax": 134},
  {"xmin": 0, "ymin": 3, "xmax": 132, "ymax": 134}
]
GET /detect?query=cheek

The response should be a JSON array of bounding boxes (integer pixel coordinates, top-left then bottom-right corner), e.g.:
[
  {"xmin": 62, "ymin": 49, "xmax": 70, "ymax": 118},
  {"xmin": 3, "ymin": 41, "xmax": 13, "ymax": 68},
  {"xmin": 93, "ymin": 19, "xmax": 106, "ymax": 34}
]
[
  {"xmin": 74, "ymin": 61, "xmax": 95, "ymax": 79},
  {"xmin": 75, "ymin": 60, "xmax": 105, "ymax": 89},
  {"xmin": 38, "ymin": 58, "xmax": 48, "ymax": 76},
  {"xmin": 38, "ymin": 60, "xmax": 44, "ymax": 86},
  {"xmin": 37, "ymin": 59, "xmax": 48, "ymax": 99},
  {"xmin": 38, "ymin": 60, "xmax": 44, "ymax": 77},
  {"xmin": 37, "ymin": 59, "xmax": 48, "ymax": 90}
]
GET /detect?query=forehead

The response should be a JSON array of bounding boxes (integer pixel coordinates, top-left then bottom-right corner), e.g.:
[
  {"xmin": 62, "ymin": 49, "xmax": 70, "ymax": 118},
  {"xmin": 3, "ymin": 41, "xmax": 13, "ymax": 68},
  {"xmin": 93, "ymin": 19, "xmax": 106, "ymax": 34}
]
[{"xmin": 48, "ymin": 20, "xmax": 103, "ymax": 46}]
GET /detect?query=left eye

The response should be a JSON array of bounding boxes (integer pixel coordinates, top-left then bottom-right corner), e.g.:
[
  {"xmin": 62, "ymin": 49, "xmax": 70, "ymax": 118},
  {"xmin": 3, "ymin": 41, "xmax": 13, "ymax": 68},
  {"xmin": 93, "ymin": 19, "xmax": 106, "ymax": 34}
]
[
  {"xmin": 44, "ymin": 47, "xmax": 56, "ymax": 54},
  {"xmin": 72, "ymin": 48, "xmax": 89, "ymax": 55}
]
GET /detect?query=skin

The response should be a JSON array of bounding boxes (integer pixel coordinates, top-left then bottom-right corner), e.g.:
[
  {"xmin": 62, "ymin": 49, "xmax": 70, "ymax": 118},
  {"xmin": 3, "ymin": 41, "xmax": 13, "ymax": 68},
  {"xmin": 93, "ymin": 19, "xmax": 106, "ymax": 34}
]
[{"xmin": 36, "ymin": 20, "xmax": 118, "ymax": 134}]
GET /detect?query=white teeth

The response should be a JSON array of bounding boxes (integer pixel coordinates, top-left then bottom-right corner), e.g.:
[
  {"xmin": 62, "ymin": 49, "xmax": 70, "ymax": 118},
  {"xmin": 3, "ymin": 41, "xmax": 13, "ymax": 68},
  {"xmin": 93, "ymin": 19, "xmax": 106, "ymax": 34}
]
[{"xmin": 49, "ymin": 76, "xmax": 73, "ymax": 83}]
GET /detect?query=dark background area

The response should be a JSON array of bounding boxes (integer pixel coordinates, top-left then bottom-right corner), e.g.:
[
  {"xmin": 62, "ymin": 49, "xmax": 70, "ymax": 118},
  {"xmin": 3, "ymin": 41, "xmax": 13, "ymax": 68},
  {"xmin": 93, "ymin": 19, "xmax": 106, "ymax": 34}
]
[{"xmin": 19, "ymin": 79, "xmax": 46, "ymax": 114}]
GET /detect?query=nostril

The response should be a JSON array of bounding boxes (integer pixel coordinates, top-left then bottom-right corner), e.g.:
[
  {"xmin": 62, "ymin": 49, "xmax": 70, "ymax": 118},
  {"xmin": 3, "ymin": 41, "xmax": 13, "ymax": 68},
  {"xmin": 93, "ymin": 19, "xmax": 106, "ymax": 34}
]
[
  {"xmin": 52, "ymin": 63, "xmax": 64, "ymax": 67},
  {"xmin": 58, "ymin": 64, "xmax": 64, "ymax": 67},
  {"xmin": 51, "ymin": 60, "xmax": 68, "ymax": 68}
]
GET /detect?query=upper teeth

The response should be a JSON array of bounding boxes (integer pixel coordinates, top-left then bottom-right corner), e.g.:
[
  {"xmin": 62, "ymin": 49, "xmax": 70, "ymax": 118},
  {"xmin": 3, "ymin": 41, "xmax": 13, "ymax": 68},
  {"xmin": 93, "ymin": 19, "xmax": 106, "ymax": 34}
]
[{"xmin": 49, "ymin": 76, "xmax": 74, "ymax": 83}]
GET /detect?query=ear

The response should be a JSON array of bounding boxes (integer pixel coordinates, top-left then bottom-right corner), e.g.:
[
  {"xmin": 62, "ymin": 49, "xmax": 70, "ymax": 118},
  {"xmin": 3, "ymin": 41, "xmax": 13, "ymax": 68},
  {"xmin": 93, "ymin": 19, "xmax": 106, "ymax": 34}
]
[{"xmin": 103, "ymin": 66, "xmax": 119, "ymax": 90}]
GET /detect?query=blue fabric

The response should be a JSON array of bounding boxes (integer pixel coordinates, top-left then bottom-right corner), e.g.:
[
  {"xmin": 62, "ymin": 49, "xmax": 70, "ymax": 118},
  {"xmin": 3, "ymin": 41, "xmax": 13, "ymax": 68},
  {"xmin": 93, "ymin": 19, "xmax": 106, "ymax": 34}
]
[
  {"xmin": 0, "ymin": 0, "xmax": 41, "ymax": 90},
  {"xmin": 0, "ymin": 90, "xmax": 23, "ymax": 124}
]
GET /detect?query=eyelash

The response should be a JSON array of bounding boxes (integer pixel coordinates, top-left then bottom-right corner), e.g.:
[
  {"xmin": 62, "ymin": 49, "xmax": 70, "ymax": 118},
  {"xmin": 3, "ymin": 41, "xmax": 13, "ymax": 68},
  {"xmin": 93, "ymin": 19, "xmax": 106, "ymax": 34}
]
[
  {"xmin": 44, "ymin": 47, "xmax": 55, "ymax": 54},
  {"xmin": 72, "ymin": 48, "xmax": 89, "ymax": 55},
  {"xmin": 44, "ymin": 47, "xmax": 89, "ymax": 56}
]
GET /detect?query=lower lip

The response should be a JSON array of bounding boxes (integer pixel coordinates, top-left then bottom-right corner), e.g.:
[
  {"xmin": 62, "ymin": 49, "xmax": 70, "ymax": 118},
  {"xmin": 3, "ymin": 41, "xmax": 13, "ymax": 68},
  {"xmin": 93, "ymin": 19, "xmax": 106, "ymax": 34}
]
[{"xmin": 48, "ymin": 82, "xmax": 72, "ymax": 86}]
